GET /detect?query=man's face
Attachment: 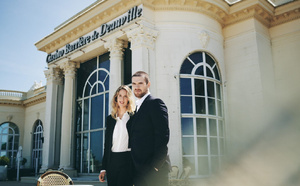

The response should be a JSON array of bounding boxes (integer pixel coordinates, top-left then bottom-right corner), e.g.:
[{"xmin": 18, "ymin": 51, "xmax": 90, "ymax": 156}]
[{"xmin": 132, "ymin": 76, "xmax": 150, "ymax": 98}]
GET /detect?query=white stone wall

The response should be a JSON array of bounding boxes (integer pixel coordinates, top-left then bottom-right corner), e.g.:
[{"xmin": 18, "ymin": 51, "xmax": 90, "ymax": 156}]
[{"xmin": 152, "ymin": 10, "xmax": 224, "ymax": 169}]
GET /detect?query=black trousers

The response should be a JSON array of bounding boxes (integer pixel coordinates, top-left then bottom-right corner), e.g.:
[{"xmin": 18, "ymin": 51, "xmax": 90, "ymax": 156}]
[{"xmin": 107, "ymin": 151, "xmax": 133, "ymax": 186}]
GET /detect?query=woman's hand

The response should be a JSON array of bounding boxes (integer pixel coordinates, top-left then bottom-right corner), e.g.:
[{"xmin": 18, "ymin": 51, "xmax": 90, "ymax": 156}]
[{"xmin": 99, "ymin": 171, "xmax": 106, "ymax": 182}]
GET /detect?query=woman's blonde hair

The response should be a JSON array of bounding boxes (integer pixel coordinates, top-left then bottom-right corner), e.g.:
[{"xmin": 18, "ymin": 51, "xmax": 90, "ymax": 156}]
[{"xmin": 111, "ymin": 85, "xmax": 135, "ymax": 119}]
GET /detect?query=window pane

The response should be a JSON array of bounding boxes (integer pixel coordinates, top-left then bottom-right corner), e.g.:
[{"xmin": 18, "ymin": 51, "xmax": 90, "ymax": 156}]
[
  {"xmin": 82, "ymin": 133, "xmax": 89, "ymax": 173},
  {"xmin": 210, "ymin": 137, "xmax": 218, "ymax": 155},
  {"xmin": 216, "ymin": 84, "xmax": 221, "ymax": 99},
  {"xmin": 205, "ymin": 53, "xmax": 215, "ymax": 67},
  {"xmin": 180, "ymin": 78, "xmax": 192, "ymax": 95},
  {"xmin": 197, "ymin": 137, "xmax": 208, "ymax": 155},
  {"xmin": 189, "ymin": 52, "xmax": 203, "ymax": 64},
  {"xmin": 84, "ymin": 85, "xmax": 91, "ymax": 97},
  {"xmin": 104, "ymin": 74, "xmax": 109, "ymax": 90},
  {"xmin": 208, "ymin": 98, "xmax": 216, "ymax": 115},
  {"xmin": 196, "ymin": 118, "xmax": 206, "ymax": 135},
  {"xmin": 98, "ymin": 83, "xmax": 104, "ymax": 93},
  {"xmin": 91, "ymin": 95, "xmax": 103, "ymax": 130},
  {"xmin": 90, "ymin": 131, "xmax": 103, "ymax": 173},
  {"xmin": 89, "ymin": 73, "xmax": 97, "ymax": 85},
  {"xmin": 219, "ymin": 138, "xmax": 224, "ymax": 155},
  {"xmin": 182, "ymin": 137, "xmax": 194, "ymax": 155},
  {"xmin": 180, "ymin": 59, "xmax": 194, "ymax": 74},
  {"xmin": 198, "ymin": 157, "xmax": 209, "ymax": 175},
  {"xmin": 206, "ymin": 67, "xmax": 214, "ymax": 78},
  {"xmin": 182, "ymin": 118, "xmax": 194, "ymax": 135},
  {"xmin": 218, "ymin": 100, "xmax": 222, "ymax": 117},
  {"xmin": 209, "ymin": 119, "xmax": 217, "ymax": 136},
  {"xmin": 83, "ymin": 99, "xmax": 89, "ymax": 131},
  {"xmin": 211, "ymin": 156, "xmax": 220, "ymax": 174},
  {"xmin": 181, "ymin": 96, "xmax": 193, "ymax": 113},
  {"xmin": 195, "ymin": 97, "xmax": 205, "ymax": 114},
  {"xmin": 213, "ymin": 67, "xmax": 220, "ymax": 80},
  {"xmin": 195, "ymin": 66, "xmax": 204, "ymax": 76},
  {"xmin": 194, "ymin": 79, "xmax": 204, "ymax": 96},
  {"xmin": 219, "ymin": 120, "xmax": 224, "ymax": 137},
  {"xmin": 207, "ymin": 81, "xmax": 215, "ymax": 97}
]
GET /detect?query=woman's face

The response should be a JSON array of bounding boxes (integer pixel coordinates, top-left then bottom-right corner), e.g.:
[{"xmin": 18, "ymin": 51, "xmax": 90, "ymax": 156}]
[{"xmin": 117, "ymin": 89, "xmax": 129, "ymax": 109}]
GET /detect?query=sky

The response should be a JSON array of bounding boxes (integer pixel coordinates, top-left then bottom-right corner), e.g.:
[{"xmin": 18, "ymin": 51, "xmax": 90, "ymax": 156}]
[{"xmin": 0, "ymin": 0, "xmax": 97, "ymax": 92}]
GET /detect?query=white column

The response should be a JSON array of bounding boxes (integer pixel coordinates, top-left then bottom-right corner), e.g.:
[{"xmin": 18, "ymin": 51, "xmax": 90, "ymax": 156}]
[
  {"xmin": 59, "ymin": 61, "xmax": 79, "ymax": 170},
  {"xmin": 127, "ymin": 25, "xmax": 158, "ymax": 93},
  {"xmin": 41, "ymin": 67, "xmax": 63, "ymax": 172},
  {"xmin": 104, "ymin": 38, "xmax": 125, "ymax": 103}
]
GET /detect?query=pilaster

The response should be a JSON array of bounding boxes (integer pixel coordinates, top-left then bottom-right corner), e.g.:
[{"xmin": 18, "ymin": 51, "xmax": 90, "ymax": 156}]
[
  {"xmin": 127, "ymin": 24, "xmax": 158, "ymax": 94},
  {"xmin": 41, "ymin": 67, "xmax": 63, "ymax": 172},
  {"xmin": 59, "ymin": 61, "xmax": 79, "ymax": 172},
  {"xmin": 104, "ymin": 38, "xmax": 125, "ymax": 104}
]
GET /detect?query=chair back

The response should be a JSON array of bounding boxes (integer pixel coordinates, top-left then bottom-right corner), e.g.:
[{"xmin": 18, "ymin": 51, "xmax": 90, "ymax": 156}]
[
  {"xmin": 169, "ymin": 166, "xmax": 179, "ymax": 179},
  {"xmin": 179, "ymin": 166, "xmax": 191, "ymax": 179},
  {"xmin": 37, "ymin": 170, "xmax": 73, "ymax": 186}
]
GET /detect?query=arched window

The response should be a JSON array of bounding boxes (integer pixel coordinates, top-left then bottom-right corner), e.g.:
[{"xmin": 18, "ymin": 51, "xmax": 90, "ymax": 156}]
[
  {"xmin": 180, "ymin": 52, "xmax": 225, "ymax": 177},
  {"xmin": 76, "ymin": 53, "xmax": 110, "ymax": 173},
  {"xmin": 0, "ymin": 122, "xmax": 20, "ymax": 168},
  {"xmin": 32, "ymin": 120, "xmax": 43, "ymax": 171}
]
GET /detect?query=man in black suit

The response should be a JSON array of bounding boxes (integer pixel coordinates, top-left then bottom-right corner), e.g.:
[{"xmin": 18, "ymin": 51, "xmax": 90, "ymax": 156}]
[{"xmin": 130, "ymin": 71, "xmax": 170, "ymax": 186}]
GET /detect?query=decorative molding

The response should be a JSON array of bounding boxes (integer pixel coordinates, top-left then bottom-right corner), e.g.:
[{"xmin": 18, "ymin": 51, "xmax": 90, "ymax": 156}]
[
  {"xmin": 104, "ymin": 38, "xmax": 125, "ymax": 58},
  {"xmin": 44, "ymin": 67, "xmax": 64, "ymax": 84},
  {"xmin": 199, "ymin": 30, "xmax": 210, "ymax": 48},
  {"xmin": 36, "ymin": 0, "xmax": 300, "ymax": 54},
  {"xmin": 59, "ymin": 61, "xmax": 80, "ymax": 79},
  {"xmin": 127, "ymin": 25, "xmax": 159, "ymax": 50}
]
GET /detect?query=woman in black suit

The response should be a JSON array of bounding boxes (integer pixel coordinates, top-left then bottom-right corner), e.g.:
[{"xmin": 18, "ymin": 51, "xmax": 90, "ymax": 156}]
[{"xmin": 99, "ymin": 85, "xmax": 135, "ymax": 186}]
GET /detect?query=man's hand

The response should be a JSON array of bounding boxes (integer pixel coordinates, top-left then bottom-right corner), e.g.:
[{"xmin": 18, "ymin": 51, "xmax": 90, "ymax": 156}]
[{"xmin": 99, "ymin": 171, "xmax": 106, "ymax": 182}]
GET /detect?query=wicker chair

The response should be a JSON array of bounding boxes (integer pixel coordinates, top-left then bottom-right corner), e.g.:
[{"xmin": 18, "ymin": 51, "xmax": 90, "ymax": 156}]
[
  {"xmin": 169, "ymin": 166, "xmax": 191, "ymax": 186},
  {"xmin": 37, "ymin": 170, "xmax": 73, "ymax": 186}
]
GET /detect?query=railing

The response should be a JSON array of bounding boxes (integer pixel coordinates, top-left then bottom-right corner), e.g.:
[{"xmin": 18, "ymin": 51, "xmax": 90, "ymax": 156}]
[{"xmin": 0, "ymin": 90, "xmax": 26, "ymax": 100}]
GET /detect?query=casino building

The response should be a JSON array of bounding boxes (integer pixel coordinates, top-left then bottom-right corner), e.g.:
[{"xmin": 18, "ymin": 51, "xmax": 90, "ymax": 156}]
[{"xmin": 1, "ymin": 0, "xmax": 300, "ymax": 182}]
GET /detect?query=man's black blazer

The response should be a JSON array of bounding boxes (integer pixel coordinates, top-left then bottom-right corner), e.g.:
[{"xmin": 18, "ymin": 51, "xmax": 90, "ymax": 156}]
[
  {"xmin": 129, "ymin": 95, "xmax": 170, "ymax": 172},
  {"xmin": 101, "ymin": 115, "xmax": 132, "ymax": 171}
]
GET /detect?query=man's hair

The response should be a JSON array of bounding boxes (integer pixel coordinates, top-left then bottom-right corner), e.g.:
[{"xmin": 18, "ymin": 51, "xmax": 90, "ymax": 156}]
[{"xmin": 132, "ymin": 71, "xmax": 150, "ymax": 84}]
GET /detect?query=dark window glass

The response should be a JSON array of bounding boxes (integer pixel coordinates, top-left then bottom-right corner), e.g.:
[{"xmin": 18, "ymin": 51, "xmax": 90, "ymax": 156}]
[
  {"xmin": 218, "ymin": 100, "xmax": 222, "ymax": 117},
  {"xmin": 207, "ymin": 81, "xmax": 215, "ymax": 97},
  {"xmin": 208, "ymin": 98, "xmax": 216, "ymax": 115},
  {"xmin": 89, "ymin": 73, "xmax": 97, "ymax": 86},
  {"xmin": 213, "ymin": 66, "xmax": 220, "ymax": 80},
  {"xmin": 90, "ymin": 131, "xmax": 103, "ymax": 173},
  {"xmin": 181, "ymin": 118, "xmax": 194, "ymax": 135},
  {"xmin": 194, "ymin": 79, "xmax": 204, "ymax": 96},
  {"xmin": 180, "ymin": 59, "xmax": 194, "ymax": 74},
  {"xmin": 216, "ymin": 84, "xmax": 221, "ymax": 99},
  {"xmin": 219, "ymin": 120, "xmax": 224, "ymax": 137},
  {"xmin": 195, "ymin": 97, "xmax": 205, "ymax": 114},
  {"xmin": 189, "ymin": 52, "xmax": 203, "ymax": 64},
  {"xmin": 205, "ymin": 53, "xmax": 214, "ymax": 67},
  {"xmin": 77, "ymin": 57, "xmax": 97, "ymax": 97},
  {"xmin": 91, "ymin": 95, "xmax": 103, "ymax": 130},
  {"xmin": 124, "ymin": 43, "xmax": 132, "ymax": 85},
  {"xmin": 83, "ymin": 99, "xmax": 89, "ymax": 131},
  {"xmin": 180, "ymin": 78, "xmax": 192, "ymax": 95},
  {"xmin": 195, "ymin": 66, "xmax": 204, "ymax": 76},
  {"xmin": 181, "ymin": 96, "xmax": 193, "ymax": 113},
  {"xmin": 206, "ymin": 67, "xmax": 214, "ymax": 78}
]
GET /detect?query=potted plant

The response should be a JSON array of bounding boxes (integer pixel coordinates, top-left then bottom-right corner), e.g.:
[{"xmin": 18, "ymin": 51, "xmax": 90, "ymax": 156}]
[{"xmin": 0, "ymin": 156, "xmax": 9, "ymax": 180}]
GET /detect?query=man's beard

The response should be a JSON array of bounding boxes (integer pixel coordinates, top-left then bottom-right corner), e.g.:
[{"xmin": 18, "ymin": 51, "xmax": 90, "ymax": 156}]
[{"xmin": 134, "ymin": 89, "xmax": 147, "ymax": 98}]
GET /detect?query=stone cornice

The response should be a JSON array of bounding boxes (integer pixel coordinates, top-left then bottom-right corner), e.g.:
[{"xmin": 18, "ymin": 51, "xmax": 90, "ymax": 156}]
[
  {"xmin": 0, "ymin": 92, "xmax": 46, "ymax": 107},
  {"xmin": 35, "ymin": 0, "xmax": 300, "ymax": 54}
]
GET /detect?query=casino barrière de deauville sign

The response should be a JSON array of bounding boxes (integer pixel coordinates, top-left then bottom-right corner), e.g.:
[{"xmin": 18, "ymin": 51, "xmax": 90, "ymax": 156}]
[{"xmin": 46, "ymin": 5, "xmax": 143, "ymax": 63}]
